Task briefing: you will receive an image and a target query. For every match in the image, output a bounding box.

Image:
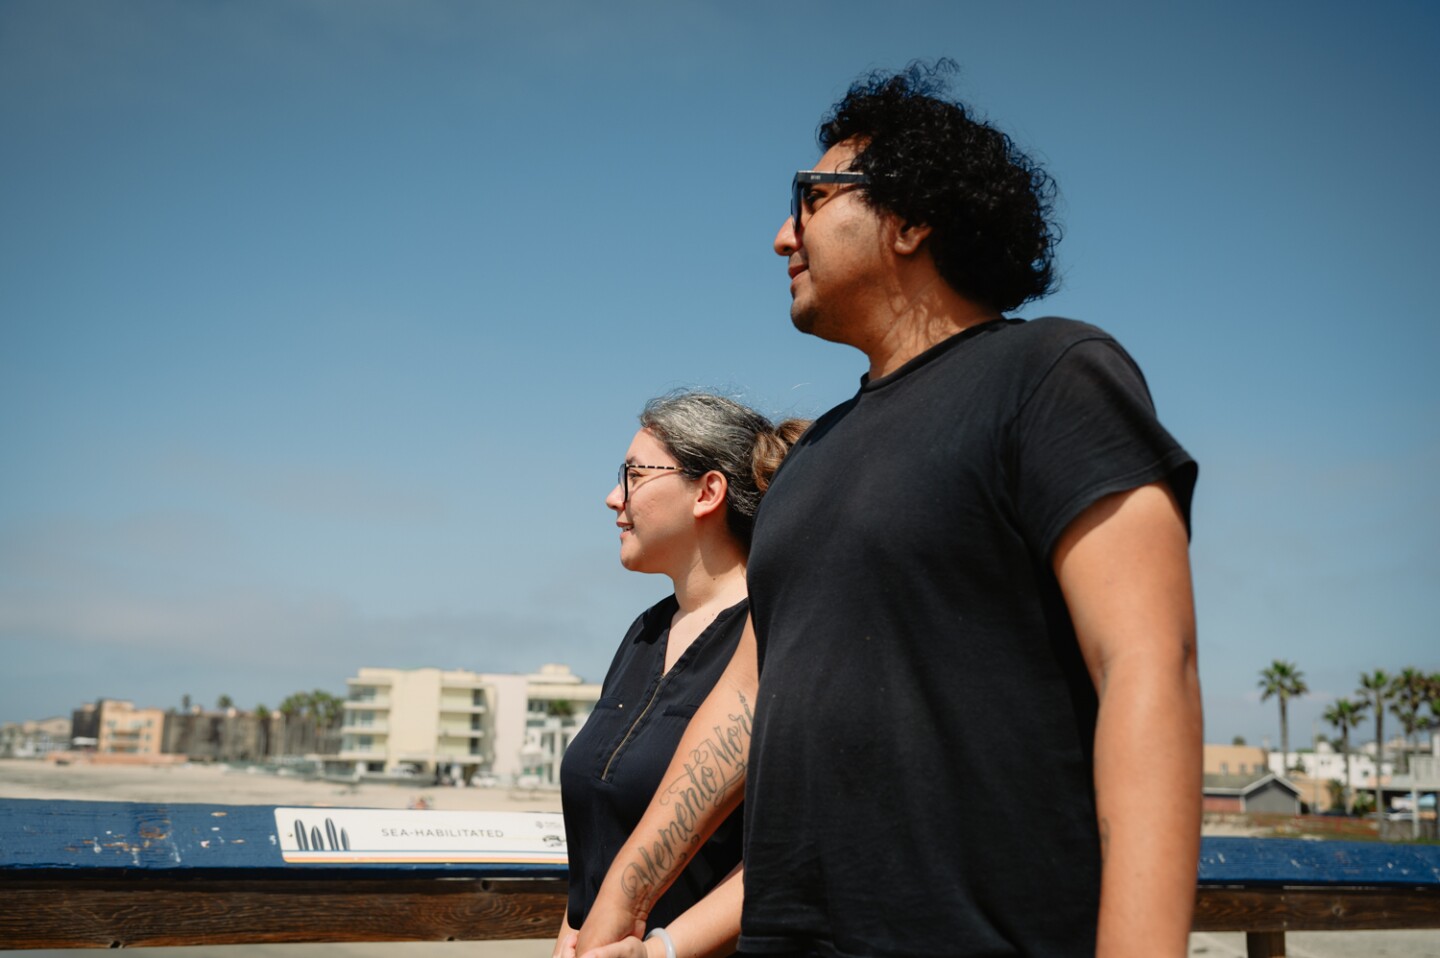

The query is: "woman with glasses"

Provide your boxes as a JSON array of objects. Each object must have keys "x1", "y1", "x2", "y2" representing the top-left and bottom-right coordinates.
[{"x1": 554, "y1": 391, "x2": 807, "y2": 958}]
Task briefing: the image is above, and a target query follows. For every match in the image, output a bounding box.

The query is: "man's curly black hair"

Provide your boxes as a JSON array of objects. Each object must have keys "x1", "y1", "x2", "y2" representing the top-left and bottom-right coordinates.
[{"x1": 819, "y1": 60, "x2": 1059, "y2": 313}]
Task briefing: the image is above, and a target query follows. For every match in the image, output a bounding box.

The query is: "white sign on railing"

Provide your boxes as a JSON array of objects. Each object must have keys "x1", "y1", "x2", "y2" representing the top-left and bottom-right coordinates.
[{"x1": 274, "y1": 808, "x2": 567, "y2": 864}]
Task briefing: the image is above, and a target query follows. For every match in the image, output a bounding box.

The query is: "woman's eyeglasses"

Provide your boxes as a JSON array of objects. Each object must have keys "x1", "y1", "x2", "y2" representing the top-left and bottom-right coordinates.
[{"x1": 618, "y1": 463, "x2": 682, "y2": 507}]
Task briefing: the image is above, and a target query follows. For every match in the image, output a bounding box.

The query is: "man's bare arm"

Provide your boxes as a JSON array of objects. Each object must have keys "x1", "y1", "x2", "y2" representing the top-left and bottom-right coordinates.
[
  {"x1": 575, "y1": 616, "x2": 759, "y2": 954},
  {"x1": 1054, "y1": 481, "x2": 1202, "y2": 958}
]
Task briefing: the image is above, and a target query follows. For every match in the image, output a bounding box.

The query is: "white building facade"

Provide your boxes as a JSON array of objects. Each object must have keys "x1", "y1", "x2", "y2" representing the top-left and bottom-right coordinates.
[
  {"x1": 1268, "y1": 740, "x2": 1396, "y2": 789},
  {"x1": 336, "y1": 664, "x2": 600, "y2": 785}
]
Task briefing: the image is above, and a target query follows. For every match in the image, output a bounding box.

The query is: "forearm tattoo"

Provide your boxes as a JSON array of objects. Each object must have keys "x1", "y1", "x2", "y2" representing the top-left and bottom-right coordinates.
[{"x1": 618, "y1": 693, "x2": 754, "y2": 905}]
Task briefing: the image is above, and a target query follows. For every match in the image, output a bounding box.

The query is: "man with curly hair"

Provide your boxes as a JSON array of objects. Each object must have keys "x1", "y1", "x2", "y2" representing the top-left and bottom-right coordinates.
[{"x1": 576, "y1": 63, "x2": 1201, "y2": 958}]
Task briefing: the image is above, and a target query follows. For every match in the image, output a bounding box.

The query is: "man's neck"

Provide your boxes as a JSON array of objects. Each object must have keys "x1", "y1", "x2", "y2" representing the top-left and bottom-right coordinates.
[{"x1": 862, "y1": 284, "x2": 1000, "y2": 379}]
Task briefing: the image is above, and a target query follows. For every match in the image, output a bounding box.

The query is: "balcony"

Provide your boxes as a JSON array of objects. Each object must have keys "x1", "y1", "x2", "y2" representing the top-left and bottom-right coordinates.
[
  {"x1": 438, "y1": 729, "x2": 486, "y2": 741},
  {"x1": 336, "y1": 748, "x2": 378, "y2": 760},
  {"x1": 438, "y1": 704, "x2": 488, "y2": 715}
]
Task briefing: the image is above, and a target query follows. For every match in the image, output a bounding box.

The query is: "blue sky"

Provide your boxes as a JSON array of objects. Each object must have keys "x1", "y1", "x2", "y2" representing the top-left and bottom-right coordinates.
[{"x1": 2, "y1": 1, "x2": 1436, "y2": 750}]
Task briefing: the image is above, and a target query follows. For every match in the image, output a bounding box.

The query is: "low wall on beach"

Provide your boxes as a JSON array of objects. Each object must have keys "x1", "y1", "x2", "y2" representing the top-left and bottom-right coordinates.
[
  {"x1": 1204, "y1": 809, "x2": 1439, "y2": 842},
  {"x1": 46, "y1": 751, "x2": 190, "y2": 766}
]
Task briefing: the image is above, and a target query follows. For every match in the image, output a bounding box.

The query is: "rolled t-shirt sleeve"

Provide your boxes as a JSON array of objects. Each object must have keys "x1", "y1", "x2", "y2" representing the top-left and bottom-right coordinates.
[{"x1": 1008, "y1": 335, "x2": 1197, "y2": 559}]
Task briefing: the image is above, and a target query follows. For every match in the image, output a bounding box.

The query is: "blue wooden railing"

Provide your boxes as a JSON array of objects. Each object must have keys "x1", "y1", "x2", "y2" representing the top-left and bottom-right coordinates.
[{"x1": 1, "y1": 798, "x2": 1437, "y2": 957}]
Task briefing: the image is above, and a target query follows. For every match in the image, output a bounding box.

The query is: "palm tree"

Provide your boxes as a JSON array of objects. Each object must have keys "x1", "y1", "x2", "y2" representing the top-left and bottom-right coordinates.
[
  {"x1": 1389, "y1": 667, "x2": 1428, "y2": 773},
  {"x1": 1323, "y1": 697, "x2": 1367, "y2": 814},
  {"x1": 303, "y1": 690, "x2": 343, "y2": 728},
  {"x1": 1357, "y1": 670, "x2": 1393, "y2": 815},
  {"x1": 278, "y1": 693, "x2": 306, "y2": 756},
  {"x1": 1258, "y1": 660, "x2": 1308, "y2": 771},
  {"x1": 254, "y1": 704, "x2": 272, "y2": 759},
  {"x1": 217, "y1": 693, "x2": 234, "y2": 710},
  {"x1": 1424, "y1": 672, "x2": 1440, "y2": 736},
  {"x1": 299, "y1": 690, "x2": 344, "y2": 756}
]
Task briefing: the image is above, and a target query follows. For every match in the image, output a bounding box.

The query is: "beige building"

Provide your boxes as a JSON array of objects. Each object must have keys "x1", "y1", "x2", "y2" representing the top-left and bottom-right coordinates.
[
  {"x1": 1206, "y1": 741, "x2": 1415, "y2": 813},
  {"x1": 1203, "y1": 743, "x2": 1304, "y2": 814},
  {"x1": 95, "y1": 700, "x2": 166, "y2": 757},
  {"x1": 1203, "y1": 743, "x2": 1271, "y2": 778},
  {"x1": 336, "y1": 663, "x2": 600, "y2": 784},
  {"x1": 0, "y1": 716, "x2": 72, "y2": 758}
]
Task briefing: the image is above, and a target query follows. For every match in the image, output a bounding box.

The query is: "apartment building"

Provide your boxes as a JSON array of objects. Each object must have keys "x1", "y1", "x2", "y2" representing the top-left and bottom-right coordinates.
[
  {"x1": 0, "y1": 716, "x2": 72, "y2": 758},
  {"x1": 163, "y1": 707, "x2": 279, "y2": 762},
  {"x1": 93, "y1": 700, "x2": 166, "y2": 757},
  {"x1": 522, "y1": 663, "x2": 604, "y2": 786},
  {"x1": 1266, "y1": 740, "x2": 1395, "y2": 788},
  {"x1": 336, "y1": 663, "x2": 600, "y2": 784},
  {"x1": 1204, "y1": 743, "x2": 1271, "y2": 779}
]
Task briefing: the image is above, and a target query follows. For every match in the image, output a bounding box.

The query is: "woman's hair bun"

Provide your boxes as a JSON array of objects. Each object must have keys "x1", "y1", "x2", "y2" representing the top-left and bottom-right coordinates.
[{"x1": 752, "y1": 418, "x2": 810, "y2": 494}]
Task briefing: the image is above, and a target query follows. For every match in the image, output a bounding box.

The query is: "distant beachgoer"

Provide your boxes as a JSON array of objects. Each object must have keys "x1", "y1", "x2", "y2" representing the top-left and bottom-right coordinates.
[{"x1": 553, "y1": 392, "x2": 807, "y2": 958}]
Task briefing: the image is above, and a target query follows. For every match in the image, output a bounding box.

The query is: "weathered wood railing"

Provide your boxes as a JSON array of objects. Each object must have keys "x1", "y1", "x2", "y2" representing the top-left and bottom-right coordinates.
[
  {"x1": 0, "y1": 798, "x2": 568, "y2": 948},
  {"x1": 2, "y1": 798, "x2": 1437, "y2": 956},
  {"x1": 1193, "y1": 835, "x2": 1439, "y2": 956}
]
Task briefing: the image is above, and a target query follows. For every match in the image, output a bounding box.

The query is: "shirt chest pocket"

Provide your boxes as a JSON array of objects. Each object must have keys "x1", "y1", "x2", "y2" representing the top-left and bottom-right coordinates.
[{"x1": 600, "y1": 699, "x2": 705, "y2": 787}]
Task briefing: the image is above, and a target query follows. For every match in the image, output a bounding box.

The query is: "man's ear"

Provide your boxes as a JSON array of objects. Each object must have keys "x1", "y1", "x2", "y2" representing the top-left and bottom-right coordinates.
[
  {"x1": 893, "y1": 220, "x2": 932, "y2": 256},
  {"x1": 693, "y1": 470, "x2": 728, "y2": 519}
]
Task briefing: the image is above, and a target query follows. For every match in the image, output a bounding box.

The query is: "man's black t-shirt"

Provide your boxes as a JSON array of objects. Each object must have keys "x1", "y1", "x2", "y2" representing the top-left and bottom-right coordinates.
[
  {"x1": 740, "y1": 318, "x2": 1196, "y2": 957},
  {"x1": 561, "y1": 596, "x2": 747, "y2": 930}
]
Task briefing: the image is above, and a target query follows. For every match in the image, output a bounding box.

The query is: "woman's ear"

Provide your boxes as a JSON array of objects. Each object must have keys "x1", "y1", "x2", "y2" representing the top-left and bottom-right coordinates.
[{"x1": 692, "y1": 470, "x2": 728, "y2": 519}]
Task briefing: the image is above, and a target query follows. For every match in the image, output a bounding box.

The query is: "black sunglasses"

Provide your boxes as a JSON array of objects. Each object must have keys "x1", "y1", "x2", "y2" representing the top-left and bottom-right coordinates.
[{"x1": 791, "y1": 170, "x2": 870, "y2": 231}]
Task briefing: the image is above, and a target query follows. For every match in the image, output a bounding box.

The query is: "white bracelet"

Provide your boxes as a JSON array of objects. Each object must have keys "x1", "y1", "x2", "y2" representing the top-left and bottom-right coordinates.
[{"x1": 644, "y1": 926, "x2": 676, "y2": 958}]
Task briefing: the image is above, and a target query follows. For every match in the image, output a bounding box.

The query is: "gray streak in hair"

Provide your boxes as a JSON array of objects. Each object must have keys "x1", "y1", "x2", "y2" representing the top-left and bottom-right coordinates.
[{"x1": 638, "y1": 390, "x2": 806, "y2": 550}]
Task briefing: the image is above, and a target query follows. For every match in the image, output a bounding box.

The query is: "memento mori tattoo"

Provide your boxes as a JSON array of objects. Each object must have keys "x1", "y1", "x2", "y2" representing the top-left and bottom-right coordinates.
[{"x1": 618, "y1": 693, "x2": 755, "y2": 903}]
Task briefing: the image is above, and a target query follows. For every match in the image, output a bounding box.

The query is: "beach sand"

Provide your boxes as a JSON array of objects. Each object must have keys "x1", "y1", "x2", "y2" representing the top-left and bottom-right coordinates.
[
  {"x1": 0, "y1": 758, "x2": 564, "y2": 812},
  {"x1": 3, "y1": 759, "x2": 1434, "y2": 957}
]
